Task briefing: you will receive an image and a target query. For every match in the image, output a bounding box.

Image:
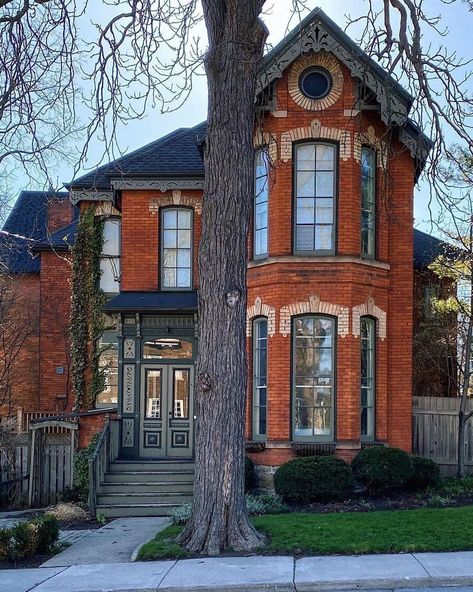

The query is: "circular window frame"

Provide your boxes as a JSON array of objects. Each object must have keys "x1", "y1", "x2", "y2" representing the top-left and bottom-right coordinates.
[
  {"x1": 288, "y1": 52, "x2": 344, "y2": 111},
  {"x1": 299, "y1": 67, "x2": 333, "y2": 101}
]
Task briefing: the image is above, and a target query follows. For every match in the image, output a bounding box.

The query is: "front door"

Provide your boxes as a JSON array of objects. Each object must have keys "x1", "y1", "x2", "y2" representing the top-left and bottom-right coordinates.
[{"x1": 139, "y1": 364, "x2": 194, "y2": 458}]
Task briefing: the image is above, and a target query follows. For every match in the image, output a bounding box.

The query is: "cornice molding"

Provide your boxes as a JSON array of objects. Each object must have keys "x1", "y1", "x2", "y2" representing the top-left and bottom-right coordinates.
[
  {"x1": 110, "y1": 178, "x2": 204, "y2": 192},
  {"x1": 248, "y1": 255, "x2": 390, "y2": 271}
]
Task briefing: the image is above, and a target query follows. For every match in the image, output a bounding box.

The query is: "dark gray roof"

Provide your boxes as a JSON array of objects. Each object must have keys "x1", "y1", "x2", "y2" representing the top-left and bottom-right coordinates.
[
  {"x1": 33, "y1": 220, "x2": 78, "y2": 252},
  {"x1": 69, "y1": 122, "x2": 206, "y2": 190},
  {"x1": 413, "y1": 229, "x2": 447, "y2": 269},
  {"x1": 0, "y1": 190, "x2": 75, "y2": 273},
  {"x1": 103, "y1": 291, "x2": 198, "y2": 312}
]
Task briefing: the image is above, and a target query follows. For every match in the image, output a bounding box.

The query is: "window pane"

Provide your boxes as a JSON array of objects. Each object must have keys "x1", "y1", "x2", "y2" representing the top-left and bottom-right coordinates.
[
  {"x1": 178, "y1": 210, "x2": 191, "y2": 229},
  {"x1": 144, "y1": 338, "x2": 193, "y2": 359},
  {"x1": 360, "y1": 317, "x2": 375, "y2": 438},
  {"x1": 315, "y1": 225, "x2": 332, "y2": 250},
  {"x1": 297, "y1": 198, "x2": 315, "y2": 224},
  {"x1": 297, "y1": 172, "x2": 315, "y2": 197},
  {"x1": 163, "y1": 268, "x2": 176, "y2": 287},
  {"x1": 253, "y1": 318, "x2": 268, "y2": 438},
  {"x1": 361, "y1": 148, "x2": 376, "y2": 257},
  {"x1": 255, "y1": 229, "x2": 267, "y2": 256},
  {"x1": 163, "y1": 210, "x2": 177, "y2": 229},
  {"x1": 178, "y1": 229, "x2": 191, "y2": 248},
  {"x1": 177, "y1": 268, "x2": 191, "y2": 287},
  {"x1": 316, "y1": 199, "x2": 333, "y2": 223},
  {"x1": 316, "y1": 172, "x2": 334, "y2": 197},
  {"x1": 177, "y1": 249, "x2": 191, "y2": 267},
  {"x1": 102, "y1": 219, "x2": 120, "y2": 256},
  {"x1": 297, "y1": 144, "x2": 315, "y2": 170},
  {"x1": 296, "y1": 225, "x2": 314, "y2": 251},
  {"x1": 146, "y1": 369, "x2": 161, "y2": 419},
  {"x1": 100, "y1": 258, "x2": 120, "y2": 293},
  {"x1": 254, "y1": 148, "x2": 269, "y2": 258},
  {"x1": 255, "y1": 202, "x2": 268, "y2": 230},
  {"x1": 316, "y1": 144, "x2": 335, "y2": 170},
  {"x1": 97, "y1": 330, "x2": 118, "y2": 406},
  {"x1": 163, "y1": 229, "x2": 176, "y2": 248},
  {"x1": 173, "y1": 369, "x2": 190, "y2": 419}
]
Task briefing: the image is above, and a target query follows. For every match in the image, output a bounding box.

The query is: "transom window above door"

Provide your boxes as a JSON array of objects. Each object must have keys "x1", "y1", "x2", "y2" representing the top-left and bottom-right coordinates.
[
  {"x1": 294, "y1": 143, "x2": 336, "y2": 254},
  {"x1": 161, "y1": 208, "x2": 193, "y2": 289}
]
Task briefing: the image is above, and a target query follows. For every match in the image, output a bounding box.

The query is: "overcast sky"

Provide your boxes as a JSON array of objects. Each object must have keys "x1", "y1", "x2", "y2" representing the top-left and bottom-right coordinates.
[{"x1": 12, "y1": 0, "x2": 472, "y2": 233}]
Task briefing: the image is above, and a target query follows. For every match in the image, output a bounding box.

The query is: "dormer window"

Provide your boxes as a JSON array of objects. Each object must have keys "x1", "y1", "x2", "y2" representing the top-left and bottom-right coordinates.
[
  {"x1": 161, "y1": 208, "x2": 193, "y2": 289},
  {"x1": 294, "y1": 142, "x2": 336, "y2": 254}
]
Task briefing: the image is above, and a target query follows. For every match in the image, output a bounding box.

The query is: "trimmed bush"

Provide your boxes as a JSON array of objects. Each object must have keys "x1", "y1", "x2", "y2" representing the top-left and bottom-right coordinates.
[
  {"x1": 245, "y1": 456, "x2": 256, "y2": 492},
  {"x1": 408, "y1": 456, "x2": 440, "y2": 491},
  {"x1": 352, "y1": 446, "x2": 414, "y2": 493},
  {"x1": 274, "y1": 456, "x2": 354, "y2": 503},
  {"x1": 0, "y1": 514, "x2": 59, "y2": 561}
]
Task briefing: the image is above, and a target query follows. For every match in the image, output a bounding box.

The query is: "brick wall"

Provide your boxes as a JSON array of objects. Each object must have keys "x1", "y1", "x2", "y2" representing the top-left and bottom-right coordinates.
[{"x1": 47, "y1": 198, "x2": 74, "y2": 234}]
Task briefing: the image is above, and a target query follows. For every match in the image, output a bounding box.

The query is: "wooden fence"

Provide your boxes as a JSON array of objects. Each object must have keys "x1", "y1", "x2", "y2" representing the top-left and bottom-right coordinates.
[
  {"x1": 413, "y1": 396, "x2": 473, "y2": 475},
  {"x1": 0, "y1": 432, "x2": 30, "y2": 504}
]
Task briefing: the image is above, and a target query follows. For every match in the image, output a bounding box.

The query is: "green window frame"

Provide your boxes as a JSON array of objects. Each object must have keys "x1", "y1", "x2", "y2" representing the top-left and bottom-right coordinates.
[
  {"x1": 361, "y1": 147, "x2": 376, "y2": 258},
  {"x1": 360, "y1": 316, "x2": 376, "y2": 440},
  {"x1": 294, "y1": 142, "x2": 337, "y2": 255},
  {"x1": 252, "y1": 317, "x2": 268, "y2": 440},
  {"x1": 292, "y1": 315, "x2": 335, "y2": 442}
]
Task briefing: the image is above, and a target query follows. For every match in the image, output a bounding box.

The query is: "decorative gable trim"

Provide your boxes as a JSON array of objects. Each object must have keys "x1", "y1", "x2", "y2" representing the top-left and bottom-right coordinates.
[
  {"x1": 110, "y1": 177, "x2": 204, "y2": 192},
  {"x1": 246, "y1": 297, "x2": 276, "y2": 337},
  {"x1": 279, "y1": 294, "x2": 349, "y2": 337},
  {"x1": 280, "y1": 119, "x2": 351, "y2": 162},
  {"x1": 70, "y1": 190, "x2": 114, "y2": 205},
  {"x1": 352, "y1": 297, "x2": 387, "y2": 340}
]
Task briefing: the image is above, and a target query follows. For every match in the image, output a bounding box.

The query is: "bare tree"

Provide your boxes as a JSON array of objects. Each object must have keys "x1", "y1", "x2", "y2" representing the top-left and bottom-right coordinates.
[{"x1": 2, "y1": 0, "x2": 473, "y2": 553}]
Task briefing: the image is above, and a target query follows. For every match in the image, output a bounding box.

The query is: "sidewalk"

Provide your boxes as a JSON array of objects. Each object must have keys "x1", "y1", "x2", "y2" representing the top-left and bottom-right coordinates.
[{"x1": 4, "y1": 550, "x2": 473, "y2": 592}]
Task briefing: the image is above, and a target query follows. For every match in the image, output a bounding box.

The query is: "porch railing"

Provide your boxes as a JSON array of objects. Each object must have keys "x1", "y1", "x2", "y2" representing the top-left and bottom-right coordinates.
[{"x1": 88, "y1": 419, "x2": 119, "y2": 515}]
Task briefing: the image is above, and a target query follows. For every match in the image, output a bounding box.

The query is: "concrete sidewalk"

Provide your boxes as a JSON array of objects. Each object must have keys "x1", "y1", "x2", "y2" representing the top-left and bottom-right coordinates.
[{"x1": 4, "y1": 550, "x2": 473, "y2": 592}]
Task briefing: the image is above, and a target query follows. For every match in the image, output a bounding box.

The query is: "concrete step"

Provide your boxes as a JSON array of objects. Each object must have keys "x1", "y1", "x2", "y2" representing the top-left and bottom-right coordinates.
[
  {"x1": 97, "y1": 492, "x2": 193, "y2": 506},
  {"x1": 99, "y1": 481, "x2": 194, "y2": 494},
  {"x1": 96, "y1": 503, "x2": 178, "y2": 518},
  {"x1": 103, "y1": 470, "x2": 194, "y2": 483},
  {"x1": 109, "y1": 461, "x2": 195, "y2": 472}
]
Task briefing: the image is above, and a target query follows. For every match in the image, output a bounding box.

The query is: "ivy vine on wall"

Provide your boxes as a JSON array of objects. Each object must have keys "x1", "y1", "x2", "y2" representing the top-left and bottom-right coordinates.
[{"x1": 70, "y1": 207, "x2": 109, "y2": 410}]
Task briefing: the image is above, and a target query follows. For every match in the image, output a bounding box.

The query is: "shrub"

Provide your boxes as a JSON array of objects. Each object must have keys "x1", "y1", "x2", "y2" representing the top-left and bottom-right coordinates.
[
  {"x1": 245, "y1": 456, "x2": 256, "y2": 492},
  {"x1": 67, "y1": 433, "x2": 100, "y2": 506},
  {"x1": 274, "y1": 456, "x2": 354, "y2": 503},
  {"x1": 0, "y1": 514, "x2": 59, "y2": 562},
  {"x1": 351, "y1": 446, "x2": 414, "y2": 493},
  {"x1": 245, "y1": 494, "x2": 288, "y2": 516},
  {"x1": 408, "y1": 456, "x2": 440, "y2": 491},
  {"x1": 171, "y1": 503, "x2": 192, "y2": 526}
]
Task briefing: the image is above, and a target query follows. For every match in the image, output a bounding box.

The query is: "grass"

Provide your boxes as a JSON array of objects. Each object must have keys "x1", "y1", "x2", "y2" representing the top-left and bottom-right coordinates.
[{"x1": 138, "y1": 505, "x2": 473, "y2": 560}]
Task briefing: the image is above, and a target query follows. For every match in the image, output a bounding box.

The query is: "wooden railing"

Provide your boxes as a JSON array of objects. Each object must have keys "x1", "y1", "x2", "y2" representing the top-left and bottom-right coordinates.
[{"x1": 88, "y1": 419, "x2": 119, "y2": 515}]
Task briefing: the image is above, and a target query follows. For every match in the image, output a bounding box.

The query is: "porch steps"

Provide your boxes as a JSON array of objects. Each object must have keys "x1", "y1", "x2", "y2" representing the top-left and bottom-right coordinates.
[{"x1": 95, "y1": 460, "x2": 194, "y2": 518}]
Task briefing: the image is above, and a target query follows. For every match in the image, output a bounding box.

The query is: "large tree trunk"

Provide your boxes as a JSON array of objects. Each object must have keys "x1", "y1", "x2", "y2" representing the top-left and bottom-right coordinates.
[{"x1": 177, "y1": 0, "x2": 267, "y2": 555}]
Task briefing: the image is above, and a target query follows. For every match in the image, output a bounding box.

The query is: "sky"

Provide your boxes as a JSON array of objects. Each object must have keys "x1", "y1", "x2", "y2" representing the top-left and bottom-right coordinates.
[{"x1": 10, "y1": 0, "x2": 473, "y2": 233}]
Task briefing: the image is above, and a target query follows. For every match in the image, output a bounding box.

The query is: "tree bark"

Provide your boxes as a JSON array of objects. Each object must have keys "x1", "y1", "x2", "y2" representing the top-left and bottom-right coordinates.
[{"x1": 177, "y1": 0, "x2": 267, "y2": 555}]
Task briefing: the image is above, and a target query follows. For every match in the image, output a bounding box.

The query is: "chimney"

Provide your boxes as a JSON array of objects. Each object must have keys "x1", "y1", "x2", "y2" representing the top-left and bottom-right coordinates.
[{"x1": 47, "y1": 197, "x2": 73, "y2": 234}]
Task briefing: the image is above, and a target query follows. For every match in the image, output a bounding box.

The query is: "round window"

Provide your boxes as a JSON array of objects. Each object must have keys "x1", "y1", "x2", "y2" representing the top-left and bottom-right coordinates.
[{"x1": 299, "y1": 67, "x2": 333, "y2": 100}]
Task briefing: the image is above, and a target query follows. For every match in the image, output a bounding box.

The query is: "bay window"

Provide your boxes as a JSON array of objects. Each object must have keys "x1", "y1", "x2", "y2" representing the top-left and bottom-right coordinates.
[
  {"x1": 293, "y1": 315, "x2": 335, "y2": 441},
  {"x1": 295, "y1": 142, "x2": 336, "y2": 254}
]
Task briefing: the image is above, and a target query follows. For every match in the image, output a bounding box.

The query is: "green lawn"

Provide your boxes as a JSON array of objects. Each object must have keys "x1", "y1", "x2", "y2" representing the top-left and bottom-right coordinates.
[{"x1": 138, "y1": 505, "x2": 473, "y2": 560}]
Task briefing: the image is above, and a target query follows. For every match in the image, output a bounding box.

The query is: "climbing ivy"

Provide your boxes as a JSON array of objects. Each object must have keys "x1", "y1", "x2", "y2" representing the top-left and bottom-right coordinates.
[{"x1": 70, "y1": 208, "x2": 108, "y2": 410}]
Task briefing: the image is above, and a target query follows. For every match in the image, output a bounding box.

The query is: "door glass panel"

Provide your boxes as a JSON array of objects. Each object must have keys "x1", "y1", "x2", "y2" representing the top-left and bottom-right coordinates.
[
  {"x1": 173, "y1": 369, "x2": 189, "y2": 419},
  {"x1": 146, "y1": 369, "x2": 161, "y2": 418},
  {"x1": 143, "y1": 338, "x2": 193, "y2": 360}
]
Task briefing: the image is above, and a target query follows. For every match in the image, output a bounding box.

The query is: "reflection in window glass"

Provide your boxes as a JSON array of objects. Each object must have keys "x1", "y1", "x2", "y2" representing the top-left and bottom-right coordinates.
[
  {"x1": 96, "y1": 329, "x2": 118, "y2": 406},
  {"x1": 293, "y1": 316, "x2": 334, "y2": 439},
  {"x1": 173, "y1": 369, "x2": 190, "y2": 419},
  {"x1": 162, "y1": 208, "x2": 192, "y2": 288},
  {"x1": 254, "y1": 149, "x2": 269, "y2": 258},
  {"x1": 295, "y1": 144, "x2": 335, "y2": 253},
  {"x1": 253, "y1": 318, "x2": 267, "y2": 438},
  {"x1": 143, "y1": 338, "x2": 193, "y2": 360},
  {"x1": 100, "y1": 218, "x2": 121, "y2": 293},
  {"x1": 361, "y1": 147, "x2": 376, "y2": 257},
  {"x1": 146, "y1": 369, "x2": 161, "y2": 418},
  {"x1": 361, "y1": 317, "x2": 375, "y2": 439}
]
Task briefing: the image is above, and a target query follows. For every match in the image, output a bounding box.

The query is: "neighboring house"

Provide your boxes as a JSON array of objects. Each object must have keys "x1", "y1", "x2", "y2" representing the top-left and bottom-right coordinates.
[
  {"x1": 0, "y1": 8, "x2": 450, "y2": 513},
  {"x1": 0, "y1": 191, "x2": 76, "y2": 422}
]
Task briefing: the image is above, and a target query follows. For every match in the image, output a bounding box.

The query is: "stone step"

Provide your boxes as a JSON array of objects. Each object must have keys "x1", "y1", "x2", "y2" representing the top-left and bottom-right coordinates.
[
  {"x1": 109, "y1": 461, "x2": 195, "y2": 473},
  {"x1": 103, "y1": 470, "x2": 194, "y2": 483},
  {"x1": 96, "y1": 503, "x2": 178, "y2": 518},
  {"x1": 97, "y1": 492, "x2": 193, "y2": 506},
  {"x1": 100, "y1": 481, "x2": 194, "y2": 494}
]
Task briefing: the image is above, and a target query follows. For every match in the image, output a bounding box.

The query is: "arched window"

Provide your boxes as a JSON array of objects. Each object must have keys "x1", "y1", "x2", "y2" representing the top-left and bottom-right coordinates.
[
  {"x1": 252, "y1": 318, "x2": 268, "y2": 440},
  {"x1": 361, "y1": 147, "x2": 376, "y2": 258},
  {"x1": 360, "y1": 316, "x2": 376, "y2": 440},
  {"x1": 254, "y1": 148, "x2": 269, "y2": 258},
  {"x1": 292, "y1": 315, "x2": 335, "y2": 441},
  {"x1": 294, "y1": 142, "x2": 336, "y2": 254},
  {"x1": 161, "y1": 208, "x2": 193, "y2": 289}
]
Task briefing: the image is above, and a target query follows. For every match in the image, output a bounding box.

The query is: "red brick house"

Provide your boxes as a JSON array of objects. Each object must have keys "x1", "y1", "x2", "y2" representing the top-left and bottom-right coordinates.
[{"x1": 1, "y1": 8, "x2": 448, "y2": 514}]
